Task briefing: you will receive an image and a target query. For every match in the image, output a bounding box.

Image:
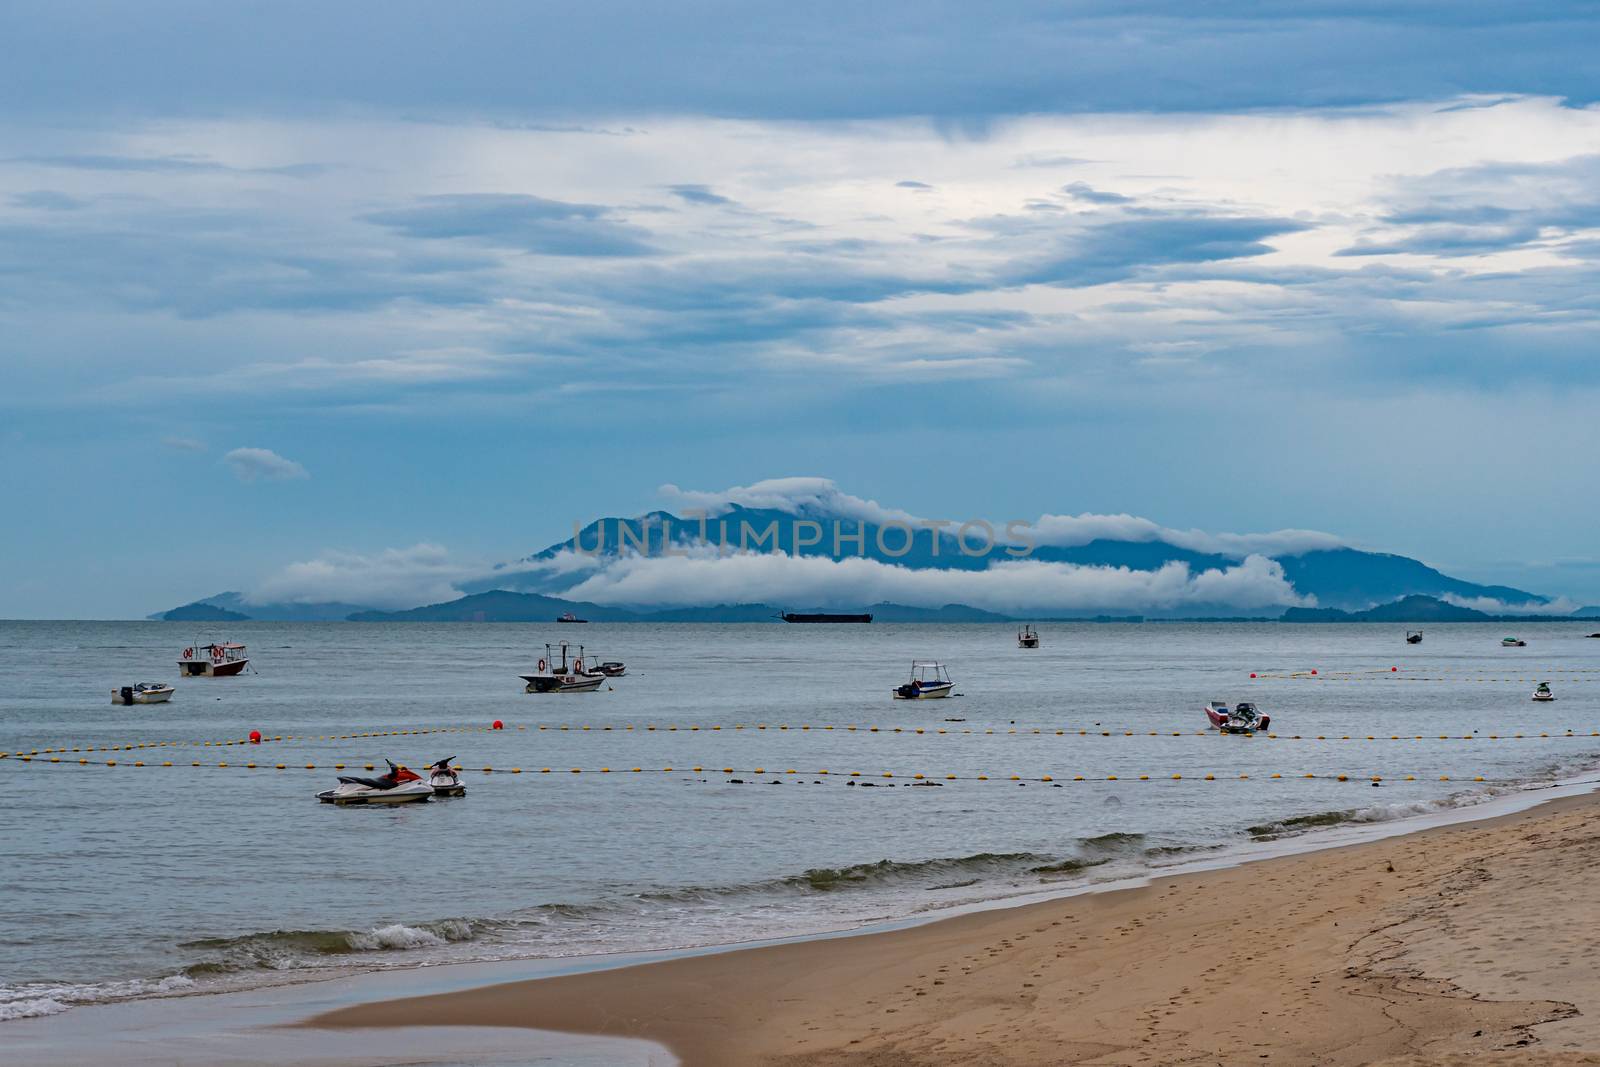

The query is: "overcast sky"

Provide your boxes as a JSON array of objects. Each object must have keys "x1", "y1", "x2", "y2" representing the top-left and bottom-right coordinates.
[{"x1": 4, "y1": 2, "x2": 1600, "y2": 616}]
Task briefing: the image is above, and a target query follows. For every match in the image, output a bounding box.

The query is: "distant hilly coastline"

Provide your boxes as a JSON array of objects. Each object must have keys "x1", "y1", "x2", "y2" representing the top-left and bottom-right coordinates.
[
  {"x1": 153, "y1": 590, "x2": 1599, "y2": 624},
  {"x1": 148, "y1": 485, "x2": 1595, "y2": 623}
]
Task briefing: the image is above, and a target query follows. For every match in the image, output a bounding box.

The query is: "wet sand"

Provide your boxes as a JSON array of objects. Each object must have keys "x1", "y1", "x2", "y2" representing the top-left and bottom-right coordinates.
[{"x1": 311, "y1": 792, "x2": 1600, "y2": 1065}]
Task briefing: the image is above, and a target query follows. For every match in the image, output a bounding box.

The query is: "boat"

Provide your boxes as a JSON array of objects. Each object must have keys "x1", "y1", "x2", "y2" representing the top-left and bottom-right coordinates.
[
  {"x1": 1502, "y1": 636, "x2": 1527, "y2": 647},
  {"x1": 1204, "y1": 700, "x2": 1271, "y2": 734},
  {"x1": 780, "y1": 612, "x2": 873, "y2": 623},
  {"x1": 178, "y1": 641, "x2": 249, "y2": 677},
  {"x1": 1018, "y1": 625, "x2": 1040, "y2": 649},
  {"x1": 1533, "y1": 682, "x2": 1555, "y2": 702},
  {"x1": 315, "y1": 760, "x2": 433, "y2": 805},
  {"x1": 426, "y1": 757, "x2": 466, "y2": 797},
  {"x1": 556, "y1": 612, "x2": 588, "y2": 624},
  {"x1": 594, "y1": 660, "x2": 627, "y2": 677},
  {"x1": 893, "y1": 661, "x2": 954, "y2": 699},
  {"x1": 1405, "y1": 630, "x2": 1423, "y2": 645},
  {"x1": 112, "y1": 682, "x2": 174, "y2": 705},
  {"x1": 520, "y1": 642, "x2": 607, "y2": 693}
]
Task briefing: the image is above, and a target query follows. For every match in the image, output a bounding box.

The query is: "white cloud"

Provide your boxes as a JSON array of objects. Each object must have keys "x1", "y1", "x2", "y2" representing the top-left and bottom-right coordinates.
[
  {"x1": 658, "y1": 477, "x2": 922, "y2": 526},
  {"x1": 1022, "y1": 513, "x2": 1346, "y2": 558},
  {"x1": 559, "y1": 546, "x2": 1310, "y2": 614},
  {"x1": 1439, "y1": 594, "x2": 1580, "y2": 617},
  {"x1": 249, "y1": 543, "x2": 471, "y2": 609},
  {"x1": 161, "y1": 435, "x2": 205, "y2": 452},
  {"x1": 223, "y1": 447, "x2": 309, "y2": 482}
]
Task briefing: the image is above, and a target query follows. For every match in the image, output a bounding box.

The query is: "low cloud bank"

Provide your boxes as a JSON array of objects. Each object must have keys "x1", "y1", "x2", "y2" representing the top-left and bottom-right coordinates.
[
  {"x1": 559, "y1": 548, "x2": 1310, "y2": 614},
  {"x1": 249, "y1": 543, "x2": 472, "y2": 610}
]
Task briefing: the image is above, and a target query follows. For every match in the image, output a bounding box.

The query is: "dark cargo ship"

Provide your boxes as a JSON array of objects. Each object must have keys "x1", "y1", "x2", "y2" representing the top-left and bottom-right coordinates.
[{"x1": 779, "y1": 612, "x2": 874, "y2": 623}]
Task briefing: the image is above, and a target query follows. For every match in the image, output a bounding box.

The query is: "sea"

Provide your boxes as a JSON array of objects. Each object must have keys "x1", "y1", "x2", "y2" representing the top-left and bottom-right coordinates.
[{"x1": 3, "y1": 619, "x2": 1598, "y2": 1024}]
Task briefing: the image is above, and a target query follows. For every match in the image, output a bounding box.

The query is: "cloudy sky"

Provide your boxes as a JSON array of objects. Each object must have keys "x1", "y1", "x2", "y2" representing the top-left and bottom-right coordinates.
[{"x1": 4, "y1": 2, "x2": 1600, "y2": 617}]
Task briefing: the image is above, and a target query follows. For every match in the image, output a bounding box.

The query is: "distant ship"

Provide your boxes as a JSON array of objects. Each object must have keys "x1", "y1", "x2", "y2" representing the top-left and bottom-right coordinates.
[{"x1": 779, "y1": 612, "x2": 873, "y2": 623}]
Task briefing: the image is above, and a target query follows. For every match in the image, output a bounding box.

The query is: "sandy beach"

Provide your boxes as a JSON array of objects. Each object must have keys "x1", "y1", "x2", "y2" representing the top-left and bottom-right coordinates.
[{"x1": 310, "y1": 791, "x2": 1600, "y2": 1065}]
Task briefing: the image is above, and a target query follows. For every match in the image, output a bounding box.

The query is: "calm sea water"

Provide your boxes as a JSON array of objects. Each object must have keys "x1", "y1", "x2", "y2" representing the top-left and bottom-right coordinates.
[{"x1": 3, "y1": 619, "x2": 1598, "y2": 1021}]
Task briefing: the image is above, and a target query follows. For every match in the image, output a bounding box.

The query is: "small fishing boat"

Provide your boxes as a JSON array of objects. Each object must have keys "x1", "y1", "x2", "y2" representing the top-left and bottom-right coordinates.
[
  {"x1": 1532, "y1": 682, "x2": 1555, "y2": 702},
  {"x1": 1502, "y1": 636, "x2": 1527, "y2": 647},
  {"x1": 1204, "y1": 700, "x2": 1271, "y2": 734},
  {"x1": 556, "y1": 612, "x2": 588, "y2": 624},
  {"x1": 520, "y1": 642, "x2": 607, "y2": 693},
  {"x1": 593, "y1": 660, "x2": 626, "y2": 677},
  {"x1": 178, "y1": 641, "x2": 249, "y2": 677},
  {"x1": 316, "y1": 760, "x2": 433, "y2": 805},
  {"x1": 1405, "y1": 630, "x2": 1423, "y2": 645},
  {"x1": 780, "y1": 612, "x2": 874, "y2": 623},
  {"x1": 893, "y1": 661, "x2": 954, "y2": 699},
  {"x1": 112, "y1": 682, "x2": 174, "y2": 705},
  {"x1": 426, "y1": 757, "x2": 466, "y2": 797},
  {"x1": 1018, "y1": 625, "x2": 1040, "y2": 649}
]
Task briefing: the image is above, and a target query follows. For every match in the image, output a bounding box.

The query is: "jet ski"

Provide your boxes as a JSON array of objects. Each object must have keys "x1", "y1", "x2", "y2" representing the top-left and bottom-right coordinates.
[
  {"x1": 1532, "y1": 682, "x2": 1555, "y2": 702},
  {"x1": 1204, "y1": 701, "x2": 1270, "y2": 734},
  {"x1": 316, "y1": 759, "x2": 433, "y2": 805},
  {"x1": 427, "y1": 757, "x2": 466, "y2": 797}
]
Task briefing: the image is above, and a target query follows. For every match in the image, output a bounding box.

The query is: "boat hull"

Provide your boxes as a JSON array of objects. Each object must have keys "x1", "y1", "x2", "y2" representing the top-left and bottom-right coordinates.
[
  {"x1": 520, "y1": 673, "x2": 606, "y2": 693},
  {"x1": 316, "y1": 783, "x2": 433, "y2": 805},
  {"x1": 112, "y1": 687, "x2": 174, "y2": 705},
  {"x1": 893, "y1": 683, "x2": 954, "y2": 699},
  {"x1": 179, "y1": 659, "x2": 249, "y2": 677}
]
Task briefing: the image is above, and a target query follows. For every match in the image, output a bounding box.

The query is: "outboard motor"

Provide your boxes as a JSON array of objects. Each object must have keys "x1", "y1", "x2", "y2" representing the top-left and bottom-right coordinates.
[{"x1": 119, "y1": 686, "x2": 134, "y2": 705}]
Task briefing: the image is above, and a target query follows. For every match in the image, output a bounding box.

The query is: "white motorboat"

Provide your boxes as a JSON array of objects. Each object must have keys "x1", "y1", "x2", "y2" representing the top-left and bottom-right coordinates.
[
  {"x1": 316, "y1": 760, "x2": 433, "y2": 805},
  {"x1": 427, "y1": 757, "x2": 466, "y2": 797},
  {"x1": 1018, "y1": 625, "x2": 1040, "y2": 649},
  {"x1": 1502, "y1": 636, "x2": 1527, "y2": 647},
  {"x1": 521, "y1": 642, "x2": 607, "y2": 693},
  {"x1": 1204, "y1": 701, "x2": 1271, "y2": 734},
  {"x1": 178, "y1": 641, "x2": 250, "y2": 677},
  {"x1": 594, "y1": 660, "x2": 627, "y2": 677},
  {"x1": 1533, "y1": 682, "x2": 1555, "y2": 702},
  {"x1": 893, "y1": 661, "x2": 955, "y2": 699},
  {"x1": 112, "y1": 682, "x2": 175, "y2": 705}
]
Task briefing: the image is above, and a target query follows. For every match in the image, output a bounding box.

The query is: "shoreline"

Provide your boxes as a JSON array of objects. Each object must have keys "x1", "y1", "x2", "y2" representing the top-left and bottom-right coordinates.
[{"x1": 307, "y1": 780, "x2": 1600, "y2": 1065}]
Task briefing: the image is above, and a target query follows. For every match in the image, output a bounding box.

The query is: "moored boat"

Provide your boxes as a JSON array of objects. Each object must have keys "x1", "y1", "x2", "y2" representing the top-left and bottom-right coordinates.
[
  {"x1": 520, "y1": 642, "x2": 607, "y2": 693},
  {"x1": 1018, "y1": 625, "x2": 1040, "y2": 649},
  {"x1": 893, "y1": 661, "x2": 954, "y2": 699},
  {"x1": 781, "y1": 612, "x2": 873, "y2": 623},
  {"x1": 112, "y1": 682, "x2": 174, "y2": 705},
  {"x1": 594, "y1": 660, "x2": 626, "y2": 677},
  {"x1": 316, "y1": 760, "x2": 433, "y2": 805},
  {"x1": 556, "y1": 612, "x2": 588, "y2": 623},
  {"x1": 427, "y1": 757, "x2": 466, "y2": 797},
  {"x1": 1502, "y1": 636, "x2": 1527, "y2": 647},
  {"x1": 178, "y1": 641, "x2": 249, "y2": 677},
  {"x1": 1405, "y1": 630, "x2": 1423, "y2": 644},
  {"x1": 1204, "y1": 700, "x2": 1271, "y2": 734}
]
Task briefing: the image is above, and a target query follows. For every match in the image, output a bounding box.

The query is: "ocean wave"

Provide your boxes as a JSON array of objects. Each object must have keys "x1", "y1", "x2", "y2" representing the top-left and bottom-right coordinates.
[
  {"x1": 180, "y1": 920, "x2": 477, "y2": 975},
  {"x1": 0, "y1": 974, "x2": 195, "y2": 1022}
]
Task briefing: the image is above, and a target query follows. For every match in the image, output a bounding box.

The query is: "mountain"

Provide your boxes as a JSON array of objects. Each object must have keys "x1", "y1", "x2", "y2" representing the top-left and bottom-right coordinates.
[
  {"x1": 152, "y1": 592, "x2": 375, "y2": 622},
  {"x1": 1282, "y1": 594, "x2": 1573, "y2": 623},
  {"x1": 471, "y1": 502, "x2": 1548, "y2": 614},
  {"x1": 347, "y1": 591, "x2": 1019, "y2": 623}
]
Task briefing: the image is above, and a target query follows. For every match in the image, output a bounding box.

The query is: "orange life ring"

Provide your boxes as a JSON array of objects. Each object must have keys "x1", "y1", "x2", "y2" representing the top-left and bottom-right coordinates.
[
  {"x1": 183, "y1": 648, "x2": 193, "y2": 658},
  {"x1": 573, "y1": 658, "x2": 583, "y2": 672},
  {"x1": 538, "y1": 659, "x2": 547, "y2": 672}
]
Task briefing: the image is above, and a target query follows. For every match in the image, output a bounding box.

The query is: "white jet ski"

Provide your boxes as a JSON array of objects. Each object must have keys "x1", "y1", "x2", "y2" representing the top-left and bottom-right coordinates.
[
  {"x1": 316, "y1": 759, "x2": 433, "y2": 805},
  {"x1": 427, "y1": 757, "x2": 466, "y2": 797},
  {"x1": 1532, "y1": 682, "x2": 1555, "y2": 702}
]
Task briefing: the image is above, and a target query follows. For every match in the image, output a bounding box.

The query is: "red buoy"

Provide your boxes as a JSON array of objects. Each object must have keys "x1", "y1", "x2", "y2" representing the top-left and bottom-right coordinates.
[
  {"x1": 1250, "y1": 673, "x2": 1257, "y2": 679},
  {"x1": 492, "y1": 720, "x2": 504, "y2": 730},
  {"x1": 1310, "y1": 669, "x2": 1318, "y2": 676},
  {"x1": 1392, "y1": 666, "x2": 1398, "y2": 672},
  {"x1": 249, "y1": 730, "x2": 261, "y2": 744}
]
